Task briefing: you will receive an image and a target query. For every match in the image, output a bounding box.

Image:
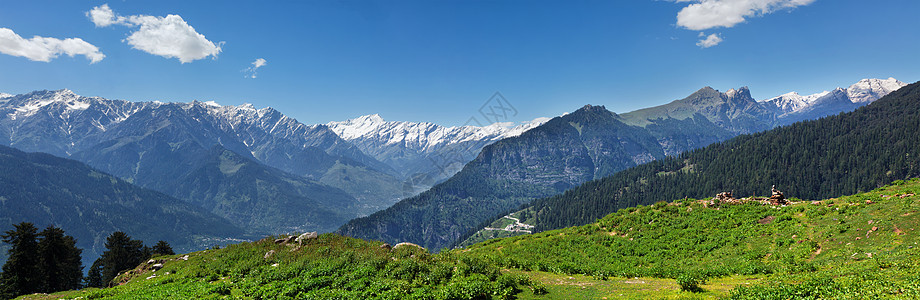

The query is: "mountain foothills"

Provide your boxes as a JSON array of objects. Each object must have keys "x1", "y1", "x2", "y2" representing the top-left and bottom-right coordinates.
[
  {"x1": 19, "y1": 179, "x2": 920, "y2": 299},
  {"x1": 0, "y1": 145, "x2": 244, "y2": 269},
  {"x1": 340, "y1": 78, "x2": 907, "y2": 250}
]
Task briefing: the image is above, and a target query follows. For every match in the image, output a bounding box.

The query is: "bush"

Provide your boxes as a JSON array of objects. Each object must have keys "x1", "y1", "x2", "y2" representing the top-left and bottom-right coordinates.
[{"x1": 676, "y1": 272, "x2": 707, "y2": 292}]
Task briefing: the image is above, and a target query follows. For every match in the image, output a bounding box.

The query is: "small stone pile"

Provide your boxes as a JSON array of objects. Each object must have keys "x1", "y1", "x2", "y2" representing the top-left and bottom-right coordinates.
[{"x1": 770, "y1": 185, "x2": 787, "y2": 205}]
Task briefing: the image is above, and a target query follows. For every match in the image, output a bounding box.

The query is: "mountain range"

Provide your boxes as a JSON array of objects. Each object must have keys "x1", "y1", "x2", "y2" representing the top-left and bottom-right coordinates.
[
  {"x1": 524, "y1": 79, "x2": 920, "y2": 233},
  {"x1": 326, "y1": 114, "x2": 549, "y2": 186},
  {"x1": 0, "y1": 77, "x2": 906, "y2": 254},
  {"x1": 338, "y1": 78, "x2": 907, "y2": 250}
]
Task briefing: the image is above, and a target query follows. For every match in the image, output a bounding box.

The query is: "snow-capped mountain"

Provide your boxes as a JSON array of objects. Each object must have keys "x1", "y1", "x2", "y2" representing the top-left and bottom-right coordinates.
[
  {"x1": 326, "y1": 114, "x2": 549, "y2": 183},
  {"x1": 0, "y1": 90, "x2": 409, "y2": 221},
  {"x1": 847, "y1": 77, "x2": 906, "y2": 103},
  {"x1": 762, "y1": 78, "x2": 906, "y2": 124}
]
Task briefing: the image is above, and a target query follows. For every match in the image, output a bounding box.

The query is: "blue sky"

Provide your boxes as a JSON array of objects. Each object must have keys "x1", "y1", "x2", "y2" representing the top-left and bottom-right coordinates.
[{"x1": 1, "y1": 0, "x2": 918, "y2": 126}]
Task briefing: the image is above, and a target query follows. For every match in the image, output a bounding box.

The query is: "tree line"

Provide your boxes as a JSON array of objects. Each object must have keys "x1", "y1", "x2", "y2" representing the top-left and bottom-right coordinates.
[{"x1": 0, "y1": 222, "x2": 174, "y2": 299}]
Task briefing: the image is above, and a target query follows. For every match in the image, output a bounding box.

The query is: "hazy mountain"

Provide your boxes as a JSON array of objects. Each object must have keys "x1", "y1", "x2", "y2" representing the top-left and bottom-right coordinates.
[
  {"x1": 326, "y1": 114, "x2": 549, "y2": 186},
  {"x1": 0, "y1": 145, "x2": 245, "y2": 268}
]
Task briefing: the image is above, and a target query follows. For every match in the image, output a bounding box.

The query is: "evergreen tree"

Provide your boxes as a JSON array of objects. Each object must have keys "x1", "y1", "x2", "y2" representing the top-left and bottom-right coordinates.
[
  {"x1": 84, "y1": 260, "x2": 104, "y2": 288},
  {"x1": 0, "y1": 222, "x2": 40, "y2": 299},
  {"x1": 151, "y1": 241, "x2": 175, "y2": 256},
  {"x1": 36, "y1": 226, "x2": 83, "y2": 292},
  {"x1": 98, "y1": 231, "x2": 146, "y2": 285}
]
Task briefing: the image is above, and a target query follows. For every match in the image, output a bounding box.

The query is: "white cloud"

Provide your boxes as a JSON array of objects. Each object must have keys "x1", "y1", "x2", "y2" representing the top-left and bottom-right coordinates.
[
  {"x1": 0, "y1": 28, "x2": 104, "y2": 63},
  {"x1": 86, "y1": 4, "x2": 127, "y2": 27},
  {"x1": 696, "y1": 33, "x2": 723, "y2": 48},
  {"x1": 86, "y1": 4, "x2": 222, "y2": 63},
  {"x1": 675, "y1": 0, "x2": 815, "y2": 31},
  {"x1": 244, "y1": 58, "x2": 267, "y2": 78}
]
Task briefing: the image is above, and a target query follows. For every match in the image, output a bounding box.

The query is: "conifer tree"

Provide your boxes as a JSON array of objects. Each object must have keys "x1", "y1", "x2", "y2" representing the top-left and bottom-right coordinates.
[
  {"x1": 36, "y1": 226, "x2": 83, "y2": 292},
  {"x1": 99, "y1": 231, "x2": 146, "y2": 285},
  {"x1": 84, "y1": 260, "x2": 104, "y2": 288},
  {"x1": 152, "y1": 241, "x2": 175, "y2": 256},
  {"x1": 0, "y1": 222, "x2": 40, "y2": 299}
]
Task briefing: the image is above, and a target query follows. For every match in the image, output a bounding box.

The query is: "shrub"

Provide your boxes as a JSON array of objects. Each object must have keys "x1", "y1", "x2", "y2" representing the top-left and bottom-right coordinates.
[{"x1": 676, "y1": 272, "x2": 707, "y2": 292}]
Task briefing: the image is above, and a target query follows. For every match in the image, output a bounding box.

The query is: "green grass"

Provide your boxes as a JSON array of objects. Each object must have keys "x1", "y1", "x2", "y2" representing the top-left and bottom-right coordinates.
[
  {"x1": 22, "y1": 234, "x2": 543, "y2": 299},
  {"x1": 20, "y1": 179, "x2": 920, "y2": 299}
]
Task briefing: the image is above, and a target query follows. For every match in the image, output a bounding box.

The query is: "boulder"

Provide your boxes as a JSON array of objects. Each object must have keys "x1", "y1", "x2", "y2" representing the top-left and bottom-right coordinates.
[
  {"x1": 274, "y1": 235, "x2": 296, "y2": 244},
  {"x1": 264, "y1": 250, "x2": 276, "y2": 259},
  {"x1": 380, "y1": 243, "x2": 392, "y2": 250},
  {"x1": 296, "y1": 232, "x2": 319, "y2": 244},
  {"x1": 393, "y1": 242, "x2": 426, "y2": 251}
]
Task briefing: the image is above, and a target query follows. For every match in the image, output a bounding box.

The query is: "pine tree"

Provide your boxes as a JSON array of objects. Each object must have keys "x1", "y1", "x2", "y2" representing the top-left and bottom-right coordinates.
[
  {"x1": 84, "y1": 260, "x2": 104, "y2": 288},
  {"x1": 98, "y1": 231, "x2": 146, "y2": 285},
  {"x1": 1, "y1": 223, "x2": 40, "y2": 299},
  {"x1": 36, "y1": 226, "x2": 83, "y2": 292},
  {"x1": 152, "y1": 241, "x2": 175, "y2": 256}
]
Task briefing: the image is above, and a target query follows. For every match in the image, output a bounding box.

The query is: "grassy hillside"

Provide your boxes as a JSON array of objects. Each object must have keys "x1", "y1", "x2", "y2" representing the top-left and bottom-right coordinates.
[
  {"x1": 20, "y1": 234, "x2": 546, "y2": 300},
  {"x1": 24, "y1": 179, "x2": 920, "y2": 299},
  {"x1": 461, "y1": 178, "x2": 920, "y2": 298}
]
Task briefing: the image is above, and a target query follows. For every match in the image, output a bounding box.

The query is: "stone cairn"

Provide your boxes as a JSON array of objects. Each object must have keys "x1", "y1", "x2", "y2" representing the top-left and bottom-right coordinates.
[{"x1": 769, "y1": 185, "x2": 787, "y2": 205}]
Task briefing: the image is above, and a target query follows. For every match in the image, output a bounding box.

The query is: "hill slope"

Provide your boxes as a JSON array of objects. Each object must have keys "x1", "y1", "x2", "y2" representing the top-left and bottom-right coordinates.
[
  {"x1": 27, "y1": 179, "x2": 920, "y2": 299},
  {"x1": 0, "y1": 145, "x2": 244, "y2": 268},
  {"x1": 527, "y1": 80, "x2": 920, "y2": 232},
  {"x1": 460, "y1": 179, "x2": 920, "y2": 298}
]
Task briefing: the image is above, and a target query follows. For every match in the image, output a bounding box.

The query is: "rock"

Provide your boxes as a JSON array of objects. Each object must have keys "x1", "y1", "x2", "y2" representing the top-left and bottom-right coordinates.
[
  {"x1": 151, "y1": 263, "x2": 163, "y2": 271},
  {"x1": 380, "y1": 243, "x2": 392, "y2": 250},
  {"x1": 865, "y1": 200, "x2": 875, "y2": 204},
  {"x1": 296, "y1": 232, "x2": 319, "y2": 244},
  {"x1": 147, "y1": 259, "x2": 156, "y2": 264},
  {"x1": 180, "y1": 255, "x2": 189, "y2": 261},
  {"x1": 393, "y1": 242, "x2": 426, "y2": 251},
  {"x1": 871, "y1": 226, "x2": 879, "y2": 231},
  {"x1": 264, "y1": 250, "x2": 276, "y2": 259},
  {"x1": 274, "y1": 235, "x2": 296, "y2": 244},
  {"x1": 757, "y1": 216, "x2": 775, "y2": 224}
]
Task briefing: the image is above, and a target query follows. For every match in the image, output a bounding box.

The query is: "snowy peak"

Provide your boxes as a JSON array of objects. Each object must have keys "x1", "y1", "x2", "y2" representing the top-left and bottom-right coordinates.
[
  {"x1": 761, "y1": 78, "x2": 906, "y2": 115},
  {"x1": 326, "y1": 114, "x2": 548, "y2": 152},
  {"x1": 3, "y1": 89, "x2": 95, "y2": 118},
  {"x1": 847, "y1": 77, "x2": 906, "y2": 103}
]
